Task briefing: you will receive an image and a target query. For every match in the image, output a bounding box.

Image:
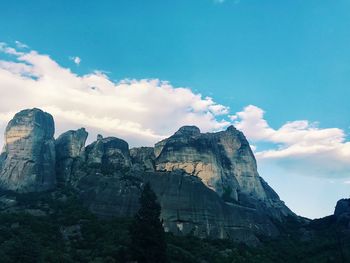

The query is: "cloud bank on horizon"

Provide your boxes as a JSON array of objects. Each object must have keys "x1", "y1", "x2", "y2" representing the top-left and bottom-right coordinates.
[
  {"x1": 0, "y1": 42, "x2": 349, "y2": 180},
  {"x1": 233, "y1": 105, "x2": 350, "y2": 178},
  {"x1": 0, "y1": 42, "x2": 230, "y2": 147}
]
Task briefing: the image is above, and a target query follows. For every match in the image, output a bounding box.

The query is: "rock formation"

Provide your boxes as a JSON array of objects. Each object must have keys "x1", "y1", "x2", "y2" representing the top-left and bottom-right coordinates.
[
  {"x1": 85, "y1": 136, "x2": 131, "y2": 171},
  {"x1": 130, "y1": 147, "x2": 155, "y2": 171},
  {"x1": 155, "y1": 125, "x2": 291, "y2": 217},
  {"x1": 0, "y1": 108, "x2": 296, "y2": 243},
  {"x1": 55, "y1": 128, "x2": 88, "y2": 184},
  {"x1": 334, "y1": 199, "x2": 350, "y2": 217},
  {"x1": 0, "y1": 108, "x2": 56, "y2": 192},
  {"x1": 334, "y1": 199, "x2": 350, "y2": 228}
]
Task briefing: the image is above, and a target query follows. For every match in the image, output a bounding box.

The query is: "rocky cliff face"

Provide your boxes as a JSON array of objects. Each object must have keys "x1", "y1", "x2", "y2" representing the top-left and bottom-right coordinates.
[
  {"x1": 0, "y1": 108, "x2": 295, "y2": 244},
  {"x1": 334, "y1": 199, "x2": 350, "y2": 228},
  {"x1": 130, "y1": 147, "x2": 155, "y2": 171},
  {"x1": 66, "y1": 125, "x2": 293, "y2": 243},
  {"x1": 85, "y1": 136, "x2": 131, "y2": 171},
  {"x1": 155, "y1": 125, "x2": 262, "y2": 199},
  {"x1": 55, "y1": 128, "x2": 88, "y2": 184},
  {"x1": 155, "y1": 125, "x2": 291, "y2": 218},
  {"x1": 334, "y1": 199, "x2": 350, "y2": 217},
  {"x1": 0, "y1": 108, "x2": 56, "y2": 192}
]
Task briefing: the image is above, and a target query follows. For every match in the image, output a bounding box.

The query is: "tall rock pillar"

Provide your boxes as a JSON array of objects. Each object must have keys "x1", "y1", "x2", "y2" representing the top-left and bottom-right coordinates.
[{"x1": 0, "y1": 108, "x2": 56, "y2": 192}]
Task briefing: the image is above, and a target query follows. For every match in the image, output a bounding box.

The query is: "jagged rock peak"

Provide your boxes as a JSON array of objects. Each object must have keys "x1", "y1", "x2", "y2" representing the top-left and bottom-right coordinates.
[
  {"x1": 0, "y1": 108, "x2": 56, "y2": 192},
  {"x1": 174, "y1": 125, "x2": 201, "y2": 136},
  {"x1": 226, "y1": 125, "x2": 243, "y2": 135},
  {"x1": 226, "y1": 125, "x2": 237, "y2": 132}
]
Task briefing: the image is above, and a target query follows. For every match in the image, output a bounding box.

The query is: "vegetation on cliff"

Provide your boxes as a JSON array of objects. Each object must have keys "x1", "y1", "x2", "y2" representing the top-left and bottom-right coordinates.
[{"x1": 0, "y1": 189, "x2": 348, "y2": 263}]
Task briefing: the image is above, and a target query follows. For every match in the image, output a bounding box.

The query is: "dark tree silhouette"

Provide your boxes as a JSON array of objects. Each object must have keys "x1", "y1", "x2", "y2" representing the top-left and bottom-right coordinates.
[{"x1": 129, "y1": 182, "x2": 168, "y2": 263}]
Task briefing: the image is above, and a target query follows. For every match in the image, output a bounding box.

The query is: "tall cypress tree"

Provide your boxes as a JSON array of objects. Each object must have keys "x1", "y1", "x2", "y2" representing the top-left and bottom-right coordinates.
[{"x1": 129, "y1": 182, "x2": 168, "y2": 263}]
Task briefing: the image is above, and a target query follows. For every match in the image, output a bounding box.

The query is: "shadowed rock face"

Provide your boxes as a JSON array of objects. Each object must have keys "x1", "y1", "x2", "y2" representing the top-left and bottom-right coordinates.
[
  {"x1": 55, "y1": 128, "x2": 88, "y2": 184},
  {"x1": 85, "y1": 136, "x2": 131, "y2": 171},
  {"x1": 145, "y1": 171, "x2": 279, "y2": 244},
  {"x1": 333, "y1": 199, "x2": 350, "y2": 232},
  {"x1": 130, "y1": 147, "x2": 155, "y2": 171},
  {"x1": 66, "y1": 126, "x2": 293, "y2": 244},
  {"x1": 335, "y1": 199, "x2": 350, "y2": 216},
  {"x1": 334, "y1": 199, "x2": 350, "y2": 222},
  {"x1": 0, "y1": 108, "x2": 56, "y2": 192},
  {"x1": 154, "y1": 125, "x2": 290, "y2": 216},
  {"x1": 0, "y1": 109, "x2": 296, "y2": 243}
]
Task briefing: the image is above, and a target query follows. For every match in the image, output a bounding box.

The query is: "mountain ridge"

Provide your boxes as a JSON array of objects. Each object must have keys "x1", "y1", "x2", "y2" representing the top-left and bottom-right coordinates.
[{"x1": 0, "y1": 108, "x2": 296, "y2": 244}]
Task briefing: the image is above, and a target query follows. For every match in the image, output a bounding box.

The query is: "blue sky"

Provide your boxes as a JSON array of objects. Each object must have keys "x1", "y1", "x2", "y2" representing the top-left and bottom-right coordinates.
[{"x1": 0, "y1": 0, "x2": 349, "y2": 218}]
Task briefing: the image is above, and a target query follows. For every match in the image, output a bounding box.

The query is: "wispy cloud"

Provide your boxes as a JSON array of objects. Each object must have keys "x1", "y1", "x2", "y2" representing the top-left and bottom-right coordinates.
[
  {"x1": 70, "y1": 56, "x2": 81, "y2": 66},
  {"x1": 15, "y1": 40, "x2": 29, "y2": 49}
]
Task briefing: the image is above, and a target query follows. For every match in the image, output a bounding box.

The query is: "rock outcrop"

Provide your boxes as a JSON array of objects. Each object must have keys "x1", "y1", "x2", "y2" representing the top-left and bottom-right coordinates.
[
  {"x1": 0, "y1": 108, "x2": 56, "y2": 192},
  {"x1": 0, "y1": 108, "x2": 296, "y2": 243},
  {"x1": 72, "y1": 136, "x2": 139, "y2": 218},
  {"x1": 334, "y1": 199, "x2": 350, "y2": 228},
  {"x1": 85, "y1": 136, "x2": 131, "y2": 171},
  {"x1": 154, "y1": 125, "x2": 292, "y2": 218},
  {"x1": 155, "y1": 126, "x2": 259, "y2": 199},
  {"x1": 130, "y1": 147, "x2": 155, "y2": 171},
  {"x1": 145, "y1": 170, "x2": 279, "y2": 243},
  {"x1": 74, "y1": 164, "x2": 280, "y2": 244},
  {"x1": 55, "y1": 128, "x2": 88, "y2": 184},
  {"x1": 334, "y1": 199, "x2": 350, "y2": 217}
]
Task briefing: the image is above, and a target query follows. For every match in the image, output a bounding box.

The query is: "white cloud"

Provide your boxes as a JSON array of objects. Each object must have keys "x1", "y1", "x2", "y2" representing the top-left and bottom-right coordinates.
[
  {"x1": 1, "y1": 42, "x2": 349, "y2": 180},
  {"x1": 0, "y1": 43, "x2": 230, "y2": 147},
  {"x1": 15, "y1": 40, "x2": 29, "y2": 49},
  {"x1": 70, "y1": 56, "x2": 81, "y2": 66},
  {"x1": 0, "y1": 42, "x2": 23, "y2": 56},
  {"x1": 233, "y1": 105, "x2": 350, "y2": 178}
]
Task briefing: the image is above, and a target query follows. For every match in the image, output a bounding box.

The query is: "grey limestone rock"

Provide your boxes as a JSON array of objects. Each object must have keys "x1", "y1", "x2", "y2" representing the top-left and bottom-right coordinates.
[
  {"x1": 155, "y1": 125, "x2": 293, "y2": 218},
  {"x1": 0, "y1": 108, "x2": 56, "y2": 192},
  {"x1": 130, "y1": 147, "x2": 155, "y2": 171},
  {"x1": 0, "y1": 108, "x2": 296, "y2": 243},
  {"x1": 55, "y1": 128, "x2": 88, "y2": 184},
  {"x1": 85, "y1": 136, "x2": 131, "y2": 171}
]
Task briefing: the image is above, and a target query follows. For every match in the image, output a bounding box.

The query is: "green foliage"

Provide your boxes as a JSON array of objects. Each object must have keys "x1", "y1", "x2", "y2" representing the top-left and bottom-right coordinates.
[
  {"x1": 0, "y1": 189, "x2": 348, "y2": 262},
  {"x1": 129, "y1": 182, "x2": 168, "y2": 263}
]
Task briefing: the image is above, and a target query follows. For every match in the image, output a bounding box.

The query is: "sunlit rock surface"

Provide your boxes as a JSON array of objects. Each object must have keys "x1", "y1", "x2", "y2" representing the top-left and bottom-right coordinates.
[
  {"x1": 0, "y1": 108, "x2": 56, "y2": 192},
  {"x1": 0, "y1": 108, "x2": 296, "y2": 243},
  {"x1": 154, "y1": 125, "x2": 292, "y2": 217}
]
